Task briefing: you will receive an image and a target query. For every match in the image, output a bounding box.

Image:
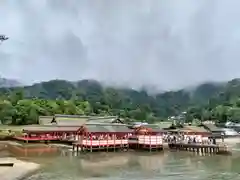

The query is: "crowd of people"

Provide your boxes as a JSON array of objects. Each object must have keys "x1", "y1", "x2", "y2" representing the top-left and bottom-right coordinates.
[
  {"x1": 163, "y1": 133, "x2": 219, "y2": 145},
  {"x1": 84, "y1": 134, "x2": 130, "y2": 140}
]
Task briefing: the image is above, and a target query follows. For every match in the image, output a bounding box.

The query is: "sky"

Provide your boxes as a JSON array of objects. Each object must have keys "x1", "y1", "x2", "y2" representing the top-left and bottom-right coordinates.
[{"x1": 0, "y1": 0, "x2": 240, "y2": 91}]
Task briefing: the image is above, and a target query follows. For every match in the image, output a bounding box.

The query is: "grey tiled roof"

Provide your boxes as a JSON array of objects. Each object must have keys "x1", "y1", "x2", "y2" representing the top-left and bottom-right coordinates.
[
  {"x1": 54, "y1": 115, "x2": 114, "y2": 126},
  {"x1": 87, "y1": 116, "x2": 118, "y2": 123},
  {"x1": 23, "y1": 125, "x2": 80, "y2": 132},
  {"x1": 54, "y1": 115, "x2": 124, "y2": 126},
  {"x1": 156, "y1": 123, "x2": 172, "y2": 129},
  {"x1": 183, "y1": 126, "x2": 209, "y2": 132},
  {"x1": 38, "y1": 116, "x2": 54, "y2": 125},
  {"x1": 56, "y1": 119, "x2": 86, "y2": 126},
  {"x1": 54, "y1": 115, "x2": 88, "y2": 126},
  {"x1": 84, "y1": 124, "x2": 132, "y2": 133},
  {"x1": 203, "y1": 124, "x2": 223, "y2": 132},
  {"x1": 54, "y1": 114, "x2": 91, "y2": 118},
  {"x1": 88, "y1": 116, "x2": 117, "y2": 119},
  {"x1": 85, "y1": 125, "x2": 109, "y2": 132},
  {"x1": 109, "y1": 124, "x2": 133, "y2": 132}
]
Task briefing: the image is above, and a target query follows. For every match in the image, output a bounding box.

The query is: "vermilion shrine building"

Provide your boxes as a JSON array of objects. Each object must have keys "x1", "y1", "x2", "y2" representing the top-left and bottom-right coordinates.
[{"x1": 13, "y1": 114, "x2": 218, "y2": 152}]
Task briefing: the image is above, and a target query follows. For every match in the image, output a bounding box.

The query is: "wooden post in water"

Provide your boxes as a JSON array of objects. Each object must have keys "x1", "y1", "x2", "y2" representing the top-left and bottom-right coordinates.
[
  {"x1": 197, "y1": 147, "x2": 200, "y2": 153},
  {"x1": 76, "y1": 144, "x2": 79, "y2": 153}
]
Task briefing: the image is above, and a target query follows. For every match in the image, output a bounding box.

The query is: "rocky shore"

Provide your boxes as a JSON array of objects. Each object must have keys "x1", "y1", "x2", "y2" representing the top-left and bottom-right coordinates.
[{"x1": 0, "y1": 157, "x2": 40, "y2": 180}]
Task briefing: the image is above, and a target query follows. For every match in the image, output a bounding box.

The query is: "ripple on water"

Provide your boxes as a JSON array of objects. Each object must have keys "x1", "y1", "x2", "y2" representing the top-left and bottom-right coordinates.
[{"x1": 20, "y1": 144, "x2": 240, "y2": 180}]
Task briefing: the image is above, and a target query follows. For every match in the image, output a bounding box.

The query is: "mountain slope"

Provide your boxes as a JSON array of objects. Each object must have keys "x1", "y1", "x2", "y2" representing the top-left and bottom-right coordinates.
[{"x1": 0, "y1": 78, "x2": 239, "y2": 123}]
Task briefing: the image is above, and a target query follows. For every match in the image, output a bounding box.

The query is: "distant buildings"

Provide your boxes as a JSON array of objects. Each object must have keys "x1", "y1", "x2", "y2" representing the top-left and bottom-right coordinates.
[{"x1": 224, "y1": 121, "x2": 240, "y2": 133}]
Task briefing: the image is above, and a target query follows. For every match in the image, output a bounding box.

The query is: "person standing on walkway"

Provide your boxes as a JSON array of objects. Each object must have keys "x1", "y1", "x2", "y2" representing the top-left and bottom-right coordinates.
[
  {"x1": 221, "y1": 132, "x2": 225, "y2": 142},
  {"x1": 213, "y1": 137, "x2": 216, "y2": 145}
]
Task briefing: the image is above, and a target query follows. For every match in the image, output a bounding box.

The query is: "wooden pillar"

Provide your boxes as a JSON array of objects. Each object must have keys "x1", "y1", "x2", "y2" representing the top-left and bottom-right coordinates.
[
  {"x1": 45, "y1": 133, "x2": 48, "y2": 144},
  {"x1": 125, "y1": 133, "x2": 127, "y2": 150},
  {"x1": 107, "y1": 134, "x2": 109, "y2": 152},
  {"x1": 142, "y1": 134, "x2": 144, "y2": 149},
  {"x1": 156, "y1": 135, "x2": 157, "y2": 150},
  {"x1": 90, "y1": 133, "x2": 93, "y2": 152},
  {"x1": 149, "y1": 134, "x2": 151, "y2": 152},
  {"x1": 121, "y1": 133, "x2": 123, "y2": 150},
  {"x1": 82, "y1": 132, "x2": 85, "y2": 152},
  {"x1": 81, "y1": 133, "x2": 83, "y2": 152},
  {"x1": 98, "y1": 134, "x2": 100, "y2": 151},
  {"x1": 137, "y1": 133, "x2": 139, "y2": 149},
  {"x1": 126, "y1": 133, "x2": 128, "y2": 151},
  {"x1": 85, "y1": 132, "x2": 88, "y2": 152},
  {"x1": 114, "y1": 134, "x2": 116, "y2": 152}
]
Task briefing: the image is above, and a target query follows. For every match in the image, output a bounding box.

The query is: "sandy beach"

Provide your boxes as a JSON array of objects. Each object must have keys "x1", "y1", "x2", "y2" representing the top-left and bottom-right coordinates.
[{"x1": 0, "y1": 157, "x2": 40, "y2": 180}]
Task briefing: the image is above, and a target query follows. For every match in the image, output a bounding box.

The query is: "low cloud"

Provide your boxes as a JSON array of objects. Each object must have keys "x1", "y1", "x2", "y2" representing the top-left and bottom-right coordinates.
[{"x1": 0, "y1": 0, "x2": 240, "y2": 91}]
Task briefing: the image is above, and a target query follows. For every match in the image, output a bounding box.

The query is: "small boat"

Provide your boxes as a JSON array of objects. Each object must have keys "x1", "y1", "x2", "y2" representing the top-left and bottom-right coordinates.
[{"x1": 0, "y1": 163, "x2": 14, "y2": 167}]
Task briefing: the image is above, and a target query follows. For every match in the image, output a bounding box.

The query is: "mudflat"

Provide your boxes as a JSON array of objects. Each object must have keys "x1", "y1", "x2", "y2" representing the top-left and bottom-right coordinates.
[{"x1": 0, "y1": 157, "x2": 40, "y2": 180}]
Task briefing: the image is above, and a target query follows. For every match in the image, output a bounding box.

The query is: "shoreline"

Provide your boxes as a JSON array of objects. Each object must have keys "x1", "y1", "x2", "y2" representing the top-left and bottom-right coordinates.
[{"x1": 0, "y1": 158, "x2": 40, "y2": 180}]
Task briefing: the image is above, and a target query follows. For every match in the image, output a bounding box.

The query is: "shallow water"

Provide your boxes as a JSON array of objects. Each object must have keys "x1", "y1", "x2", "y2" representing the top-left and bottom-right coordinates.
[{"x1": 4, "y1": 143, "x2": 240, "y2": 180}]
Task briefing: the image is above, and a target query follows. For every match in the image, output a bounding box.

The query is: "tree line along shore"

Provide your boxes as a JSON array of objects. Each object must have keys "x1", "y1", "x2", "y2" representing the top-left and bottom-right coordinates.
[{"x1": 0, "y1": 78, "x2": 240, "y2": 128}]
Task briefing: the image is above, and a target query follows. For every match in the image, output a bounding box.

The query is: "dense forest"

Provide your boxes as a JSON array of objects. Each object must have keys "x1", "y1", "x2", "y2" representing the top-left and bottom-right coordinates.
[{"x1": 0, "y1": 78, "x2": 240, "y2": 125}]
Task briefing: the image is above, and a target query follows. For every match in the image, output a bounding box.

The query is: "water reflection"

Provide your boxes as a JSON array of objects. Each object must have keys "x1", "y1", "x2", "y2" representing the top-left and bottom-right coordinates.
[{"x1": 1, "y1": 143, "x2": 240, "y2": 180}]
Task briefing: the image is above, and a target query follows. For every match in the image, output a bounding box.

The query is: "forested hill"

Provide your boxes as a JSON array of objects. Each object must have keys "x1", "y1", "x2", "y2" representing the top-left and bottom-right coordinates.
[{"x1": 0, "y1": 78, "x2": 240, "y2": 124}]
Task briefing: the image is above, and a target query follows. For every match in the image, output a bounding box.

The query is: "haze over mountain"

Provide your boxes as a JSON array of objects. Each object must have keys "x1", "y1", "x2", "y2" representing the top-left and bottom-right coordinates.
[
  {"x1": 0, "y1": 77, "x2": 22, "y2": 88},
  {"x1": 1, "y1": 1, "x2": 240, "y2": 91}
]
